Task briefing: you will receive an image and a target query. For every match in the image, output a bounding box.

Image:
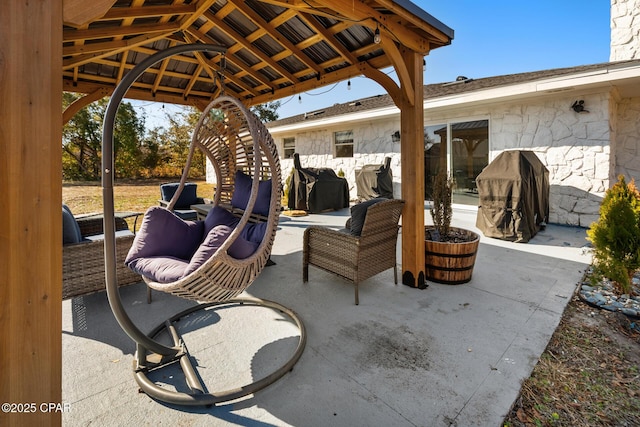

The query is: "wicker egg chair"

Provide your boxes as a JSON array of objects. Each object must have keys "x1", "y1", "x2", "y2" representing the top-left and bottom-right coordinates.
[
  {"x1": 101, "y1": 44, "x2": 305, "y2": 406},
  {"x1": 135, "y1": 95, "x2": 282, "y2": 303}
]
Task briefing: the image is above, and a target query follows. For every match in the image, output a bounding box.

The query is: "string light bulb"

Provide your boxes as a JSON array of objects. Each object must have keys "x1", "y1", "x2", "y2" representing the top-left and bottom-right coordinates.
[
  {"x1": 347, "y1": 80, "x2": 351, "y2": 90},
  {"x1": 373, "y1": 25, "x2": 381, "y2": 44},
  {"x1": 423, "y1": 59, "x2": 426, "y2": 71},
  {"x1": 298, "y1": 94, "x2": 302, "y2": 104}
]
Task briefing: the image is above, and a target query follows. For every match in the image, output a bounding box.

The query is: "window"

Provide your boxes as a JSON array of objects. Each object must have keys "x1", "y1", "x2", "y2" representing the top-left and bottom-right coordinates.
[
  {"x1": 334, "y1": 130, "x2": 354, "y2": 158},
  {"x1": 424, "y1": 120, "x2": 489, "y2": 206},
  {"x1": 283, "y1": 137, "x2": 295, "y2": 159}
]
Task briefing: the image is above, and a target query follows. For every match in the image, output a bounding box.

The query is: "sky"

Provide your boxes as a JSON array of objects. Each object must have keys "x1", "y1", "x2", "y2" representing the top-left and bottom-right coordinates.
[{"x1": 135, "y1": 0, "x2": 612, "y2": 127}]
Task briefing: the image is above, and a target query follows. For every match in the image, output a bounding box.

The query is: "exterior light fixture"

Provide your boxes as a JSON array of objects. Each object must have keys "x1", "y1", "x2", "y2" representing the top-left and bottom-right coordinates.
[
  {"x1": 373, "y1": 25, "x2": 381, "y2": 44},
  {"x1": 571, "y1": 100, "x2": 588, "y2": 113},
  {"x1": 391, "y1": 130, "x2": 401, "y2": 143}
]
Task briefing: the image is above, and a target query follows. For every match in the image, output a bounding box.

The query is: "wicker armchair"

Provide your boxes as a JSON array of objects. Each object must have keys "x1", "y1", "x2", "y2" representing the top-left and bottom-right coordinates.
[
  {"x1": 63, "y1": 216, "x2": 141, "y2": 299},
  {"x1": 303, "y1": 198, "x2": 405, "y2": 305}
]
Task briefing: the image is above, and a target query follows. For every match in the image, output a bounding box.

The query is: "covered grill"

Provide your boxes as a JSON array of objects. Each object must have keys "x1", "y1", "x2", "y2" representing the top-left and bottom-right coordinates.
[
  {"x1": 288, "y1": 154, "x2": 349, "y2": 213},
  {"x1": 355, "y1": 157, "x2": 394, "y2": 200},
  {"x1": 475, "y1": 150, "x2": 549, "y2": 243}
]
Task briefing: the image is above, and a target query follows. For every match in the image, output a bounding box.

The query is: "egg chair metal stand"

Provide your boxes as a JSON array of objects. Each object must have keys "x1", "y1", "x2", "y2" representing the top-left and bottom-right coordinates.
[{"x1": 101, "y1": 43, "x2": 306, "y2": 406}]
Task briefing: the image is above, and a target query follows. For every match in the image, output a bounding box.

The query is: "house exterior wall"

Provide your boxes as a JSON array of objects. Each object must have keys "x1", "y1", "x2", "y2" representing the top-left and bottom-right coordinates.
[
  {"x1": 278, "y1": 116, "x2": 403, "y2": 200},
  {"x1": 611, "y1": 0, "x2": 640, "y2": 61},
  {"x1": 423, "y1": 93, "x2": 611, "y2": 226},
  {"x1": 491, "y1": 94, "x2": 611, "y2": 227},
  {"x1": 613, "y1": 96, "x2": 640, "y2": 180},
  {"x1": 270, "y1": 89, "x2": 630, "y2": 227}
]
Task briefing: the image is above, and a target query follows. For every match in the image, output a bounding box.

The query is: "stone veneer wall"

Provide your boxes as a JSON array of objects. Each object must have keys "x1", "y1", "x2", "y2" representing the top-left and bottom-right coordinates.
[
  {"x1": 613, "y1": 96, "x2": 640, "y2": 180},
  {"x1": 611, "y1": 0, "x2": 640, "y2": 61},
  {"x1": 278, "y1": 117, "x2": 402, "y2": 201},
  {"x1": 490, "y1": 94, "x2": 612, "y2": 226},
  {"x1": 222, "y1": 90, "x2": 640, "y2": 227}
]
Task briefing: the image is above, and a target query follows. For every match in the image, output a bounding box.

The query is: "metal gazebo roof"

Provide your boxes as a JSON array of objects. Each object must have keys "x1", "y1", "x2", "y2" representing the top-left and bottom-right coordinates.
[{"x1": 62, "y1": 0, "x2": 454, "y2": 110}]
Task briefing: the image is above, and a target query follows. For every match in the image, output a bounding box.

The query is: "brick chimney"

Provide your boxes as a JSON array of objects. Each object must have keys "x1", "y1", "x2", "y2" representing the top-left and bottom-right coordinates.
[{"x1": 610, "y1": 0, "x2": 640, "y2": 61}]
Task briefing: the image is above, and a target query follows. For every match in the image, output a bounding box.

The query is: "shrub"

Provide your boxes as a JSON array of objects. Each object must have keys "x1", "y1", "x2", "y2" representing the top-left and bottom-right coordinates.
[{"x1": 587, "y1": 175, "x2": 640, "y2": 294}]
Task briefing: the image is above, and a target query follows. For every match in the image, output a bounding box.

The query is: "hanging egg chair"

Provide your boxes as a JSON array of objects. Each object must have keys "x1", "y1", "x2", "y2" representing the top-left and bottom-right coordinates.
[{"x1": 101, "y1": 43, "x2": 305, "y2": 406}]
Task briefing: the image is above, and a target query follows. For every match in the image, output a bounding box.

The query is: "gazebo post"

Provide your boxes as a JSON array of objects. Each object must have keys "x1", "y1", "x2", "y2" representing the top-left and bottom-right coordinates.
[
  {"x1": 0, "y1": 1, "x2": 63, "y2": 426},
  {"x1": 399, "y1": 49, "x2": 427, "y2": 289}
]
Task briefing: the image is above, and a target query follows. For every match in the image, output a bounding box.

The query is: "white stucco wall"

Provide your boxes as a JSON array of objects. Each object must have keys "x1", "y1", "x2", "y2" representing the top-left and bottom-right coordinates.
[{"x1": 611, "y1": 0, "x2": 640, "y2": 61}]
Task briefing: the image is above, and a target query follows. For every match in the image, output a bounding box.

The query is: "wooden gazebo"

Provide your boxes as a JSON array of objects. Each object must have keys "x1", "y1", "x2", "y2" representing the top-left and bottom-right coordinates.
[{"x1": 0, "y1": 1, "x2": 453, "y2": 424}]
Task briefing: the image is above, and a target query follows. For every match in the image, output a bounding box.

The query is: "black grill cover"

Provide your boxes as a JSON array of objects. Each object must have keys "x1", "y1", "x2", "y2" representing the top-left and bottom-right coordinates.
[
  {"x1": 355, "y1": 157, "x2": 393, "y2": 200},
  {"x1": 288, "y1": 154, "x2": 349, "y2": 213},
  {"x1": 475, "y1": 150, "x2": 549, "y2": 243}
]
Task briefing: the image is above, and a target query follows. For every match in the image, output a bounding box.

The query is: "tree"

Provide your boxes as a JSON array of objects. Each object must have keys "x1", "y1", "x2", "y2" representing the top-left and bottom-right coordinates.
[
  {"x1": 251, "y1": 101, "x2": 281, "y2": 122},
  {"x1": 62, "y1": 93, "x2": 146, "y2": 180}
]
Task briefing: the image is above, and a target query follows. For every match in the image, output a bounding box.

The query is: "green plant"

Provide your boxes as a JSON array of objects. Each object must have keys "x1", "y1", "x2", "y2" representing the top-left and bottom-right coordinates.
[
  {"x1": 337, "y1": 168, "x2": 345, "y2": 178},
  {"x1": 430, "y1": 171, "x2": 453, "y2": 239},
  {"x1": 587, "y1": 175, "x2": 640, "y2": 295}
]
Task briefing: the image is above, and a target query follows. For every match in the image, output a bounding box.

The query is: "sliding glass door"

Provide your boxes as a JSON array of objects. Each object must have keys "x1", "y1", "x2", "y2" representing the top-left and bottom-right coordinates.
[{"x1": 424, "y1": 120, "x2": 489, "y2": 206}]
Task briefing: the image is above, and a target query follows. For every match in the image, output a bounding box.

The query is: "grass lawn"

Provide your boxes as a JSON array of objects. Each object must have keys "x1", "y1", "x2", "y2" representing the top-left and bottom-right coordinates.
[{"x1": 62, "y1": 179, "x2": 215, "y2": 231}]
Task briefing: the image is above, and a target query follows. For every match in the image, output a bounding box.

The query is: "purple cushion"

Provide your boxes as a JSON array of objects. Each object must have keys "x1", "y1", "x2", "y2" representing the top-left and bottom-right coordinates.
[
  {"x1": 125, "y1": 206, "x2": 259, "y2": 283},
  {"x1": 127, "y1": 256, "x2": 189, "y2": 283},
  {"x1": 228, "y1": 232, "x2": 259, "y2": 259},
  {"x1": 204, "y1": 206, "x2": 240, "y2": 235},
  {"x1": 241, "y1": 221, "x2": 267, "y2": 244},
  {"x1": 184, "y1": 225, "x2": 232, "y2": 276},
  {"x1": 125, "y1": 206, "x2": 204, "y2": 265},
  {"x1": 231, "y1": 170, "x2": 272, "y2": 216},
  {"x1": 185, "y1": 225, "x2": 258, "y2": 277}
]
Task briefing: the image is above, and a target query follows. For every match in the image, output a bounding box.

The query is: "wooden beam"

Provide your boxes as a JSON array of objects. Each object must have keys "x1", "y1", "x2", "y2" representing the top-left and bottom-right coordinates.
[
  {"x1": 374, "y1": 0, "x2": 452, "y2": 45},
  {"x1": 63, "y1": 31, "x2": 177, "y2": 69},
  {"x1": 1, "y1": 1, "x2": 62, "y2": 426},
  {"x1": 100, "y1": 4, "x2": 196, "y2": 21},
  {"x1": 185, "y1": 26, "x2": 270, "y2": 95},
  {"x1": 62, "y1": 87, "x2": 112, "y2": 125},
  {"x1": 379, "y1": 37, "x2": 414, "y2": 106},
  {"x1": 201, "y1": 10, "x2": 298, "y2": 85},
  {"x1": 359, "y1": 62, "x2": 402, "y2": 105},
  {"x1": 63, "y1": 0, "x2": 115, "y2": 26},
  {"x1": 235, "y1": 2, "x2": 324, "y2": 76},
  {"x1": 399, "y1": 48, "x2": 426, "y2": 289},
  {"x1": 63, "y1": 21, "x2": 180, "y2": 43},
  {"x1": 311, "y1": 0, "x2": 432, "y2": 54}
]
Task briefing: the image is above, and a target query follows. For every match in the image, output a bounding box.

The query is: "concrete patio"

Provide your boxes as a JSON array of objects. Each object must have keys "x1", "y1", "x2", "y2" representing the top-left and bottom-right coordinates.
[{"x1": 62, "y1": 207, "x2": 591, "y2": 427}]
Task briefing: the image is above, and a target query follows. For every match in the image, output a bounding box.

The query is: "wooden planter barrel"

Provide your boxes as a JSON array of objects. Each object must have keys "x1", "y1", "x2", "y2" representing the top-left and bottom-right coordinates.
[{"x1": 425, "y1": 227, "x2": 480, "y2": 285}]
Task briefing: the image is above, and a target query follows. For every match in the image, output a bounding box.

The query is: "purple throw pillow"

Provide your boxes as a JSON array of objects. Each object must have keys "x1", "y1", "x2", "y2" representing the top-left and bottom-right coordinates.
[
  {"x1": 231, "y1": 170, "x2": 272, "y2": 216},
  {"x1": 125, "y1": 206, "x2": 204, "y2": 266},
  {"x1": 204, "y1": 205, "x2": 240, "y2": 235},
  {"x1": 184, "y1": 225, "x2": 232, "y2": 276},
  {"x1": 185, "y1": 225, "x2": 258, "y2": 277},
  {"x1": 241, "y1": 221, "x2": 267, "y2": 244}
]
